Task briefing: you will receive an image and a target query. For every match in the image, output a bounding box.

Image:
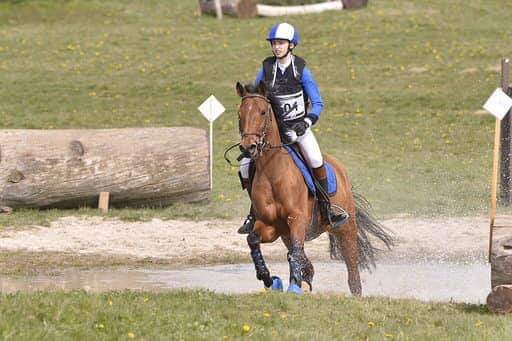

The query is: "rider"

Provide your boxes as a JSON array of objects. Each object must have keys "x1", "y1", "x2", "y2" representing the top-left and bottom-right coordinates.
[{"x1": 238, "y1": 22, "x2": 349, "y2": 234}]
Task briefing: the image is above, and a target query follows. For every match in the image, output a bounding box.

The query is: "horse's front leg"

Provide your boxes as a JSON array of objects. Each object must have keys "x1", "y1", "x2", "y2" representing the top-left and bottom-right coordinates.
[
  {"x1": 247, "y1": 221, "x2": 281, "y2": 290},
  {"x1": 282, "y1": 235, "x2": 314, "y2": 292},
  {"x1": 286, "y1": 214, "x2": 309, "y2": 294}
]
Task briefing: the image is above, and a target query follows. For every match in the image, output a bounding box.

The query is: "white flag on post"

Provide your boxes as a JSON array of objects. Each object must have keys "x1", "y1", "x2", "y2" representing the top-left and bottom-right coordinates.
[
  {"x1": 199, "y1": 95, "x2": 225, "y2": 122},
  {"x1": 198, "y1": 95, "x2": 225, "y2": 191},
  {"x1": 483, "y1": 87, "x2": 512, "y2": 120}
]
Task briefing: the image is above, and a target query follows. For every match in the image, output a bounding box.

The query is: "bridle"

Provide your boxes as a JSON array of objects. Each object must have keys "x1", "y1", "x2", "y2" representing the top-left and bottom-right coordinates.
[
  {"x1": 223, "y1": 93, "x2": 291, "y2": 166},
  {"x1": 239, "y1": 94, "x2": 273, "y2": 157}
]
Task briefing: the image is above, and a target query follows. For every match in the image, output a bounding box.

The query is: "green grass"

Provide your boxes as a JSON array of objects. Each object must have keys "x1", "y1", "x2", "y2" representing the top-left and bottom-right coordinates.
[
  {"x1": 0, "y1": 290, "x2": 510, "y2": 339},
  {"x1": 1, "y1": 0, "x2": 512, "y2": 227}
]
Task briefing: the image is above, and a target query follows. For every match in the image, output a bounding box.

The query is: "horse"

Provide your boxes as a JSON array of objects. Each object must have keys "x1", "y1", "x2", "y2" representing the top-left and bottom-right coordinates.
[{"x1": 235, "y1": 81, "x2": 394, "y2": 296}]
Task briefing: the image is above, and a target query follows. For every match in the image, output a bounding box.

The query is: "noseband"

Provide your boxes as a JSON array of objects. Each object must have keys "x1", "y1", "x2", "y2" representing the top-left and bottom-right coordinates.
[{"x1": 239, "y1": 94, "x2": 273, "y2": 155}]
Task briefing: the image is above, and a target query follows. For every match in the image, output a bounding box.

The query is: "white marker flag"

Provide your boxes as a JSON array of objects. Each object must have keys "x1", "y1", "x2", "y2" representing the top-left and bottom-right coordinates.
[
  {"x1": 199, "y1": 95, "x2": 225, "y2": 122},
  {"x1": 198, "y1": 95, "x2": 225, "y2": 190},
  {"x1": 483, "y1": 87, "x2": 512, "y2": 120}
]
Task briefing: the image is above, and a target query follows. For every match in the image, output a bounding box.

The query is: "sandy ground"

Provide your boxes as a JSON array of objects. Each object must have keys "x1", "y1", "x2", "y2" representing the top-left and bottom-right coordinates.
[{"x1": 0, "y1": 214, "x2": 503, "y2": 263}]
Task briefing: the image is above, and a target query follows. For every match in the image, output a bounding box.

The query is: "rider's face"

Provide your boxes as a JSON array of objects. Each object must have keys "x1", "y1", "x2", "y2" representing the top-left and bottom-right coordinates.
[{"x1": 271, "y1": 39, "x2": 293, "y2": 59}]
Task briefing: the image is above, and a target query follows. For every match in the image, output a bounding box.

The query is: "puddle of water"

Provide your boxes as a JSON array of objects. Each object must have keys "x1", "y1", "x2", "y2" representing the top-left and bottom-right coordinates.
[{"x1": 0, "y1": 261, "x2": 491, "y2": 304}]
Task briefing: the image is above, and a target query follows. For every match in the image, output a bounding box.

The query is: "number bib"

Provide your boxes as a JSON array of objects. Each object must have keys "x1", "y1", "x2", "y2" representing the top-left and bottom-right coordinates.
[{"x1": 274, "y1": 91, "x2": 306, "y2": 121}]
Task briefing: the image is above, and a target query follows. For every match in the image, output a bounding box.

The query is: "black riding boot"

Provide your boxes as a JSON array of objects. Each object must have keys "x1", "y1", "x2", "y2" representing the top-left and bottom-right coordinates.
[
  {"x1": 313, "y1": 165, "x2": 349, "y2": 229},
  {"x1": 238, "y1": 173, "x2": 255, "y2": 234},
  {"x1": 238, "y1": 210, "x2": 255, "y2": 234}
]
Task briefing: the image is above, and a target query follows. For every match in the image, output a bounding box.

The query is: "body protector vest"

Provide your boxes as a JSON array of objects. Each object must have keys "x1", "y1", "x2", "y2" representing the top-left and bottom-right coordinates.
[{"x1": 262, "y1": 55, "x2": 309, "y2": 127}]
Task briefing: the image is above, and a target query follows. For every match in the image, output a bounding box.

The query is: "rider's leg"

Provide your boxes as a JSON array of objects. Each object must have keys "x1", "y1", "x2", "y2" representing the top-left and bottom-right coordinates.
[
  {"x1": 296, "y1": 129, "x2": 349, "y2": 228},
  {"x1": 238, "y1": 157, "x2": 255, "y2": 234}
]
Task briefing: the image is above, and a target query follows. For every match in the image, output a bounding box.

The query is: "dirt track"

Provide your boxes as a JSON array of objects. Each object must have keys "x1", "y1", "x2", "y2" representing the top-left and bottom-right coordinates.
[{"x1": 0, "y1": 214, "x2": 498, "y2": 264}]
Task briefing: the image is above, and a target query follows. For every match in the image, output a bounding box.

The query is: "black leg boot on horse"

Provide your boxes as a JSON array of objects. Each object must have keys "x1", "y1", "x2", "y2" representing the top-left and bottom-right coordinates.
[
  {"x1": 247, "y1": 231, "x2": 283, "y2": 291},
  {"x1": 238, "y1": 172, "x2": 255, "y2": 234},
  {"x1": 312, "y1": 164, "x2": 349, "y2": 229}
]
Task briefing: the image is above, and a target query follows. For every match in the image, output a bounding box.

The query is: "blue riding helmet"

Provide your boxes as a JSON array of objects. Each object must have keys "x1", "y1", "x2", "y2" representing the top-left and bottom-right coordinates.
[{"x1": 266, "y1": 23, "x2": 299, "y2": 46}]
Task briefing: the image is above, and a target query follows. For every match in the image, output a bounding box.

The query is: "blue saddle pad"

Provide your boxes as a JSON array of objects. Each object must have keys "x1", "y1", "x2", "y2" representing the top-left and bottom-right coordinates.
[{"x1": 283, "y1": 145, "x2": 337, "y2": 196}]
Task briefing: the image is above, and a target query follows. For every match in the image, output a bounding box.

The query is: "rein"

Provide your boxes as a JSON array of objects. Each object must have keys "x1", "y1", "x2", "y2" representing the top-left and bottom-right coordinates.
[{"x1": 224, "y1": 94, "x2": 292, "y2": 166}]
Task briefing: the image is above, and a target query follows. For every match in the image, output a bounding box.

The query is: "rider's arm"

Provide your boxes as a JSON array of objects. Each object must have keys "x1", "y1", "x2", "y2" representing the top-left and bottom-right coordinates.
[
  {"x1": 302, "y1": 67, "x2": 324, "y2": 126},
  {"x1": 255, "y1": 68, "x2": 264, "y2": 85}
]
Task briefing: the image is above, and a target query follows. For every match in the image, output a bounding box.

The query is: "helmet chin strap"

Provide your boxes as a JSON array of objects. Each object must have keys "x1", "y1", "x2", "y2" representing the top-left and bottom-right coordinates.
[
  {"x1": 275, "y1": 46, "x2": 293, "y2": 61},
  {"x1": 271, "y1": 41, "x2": 294, "y2": 61}
]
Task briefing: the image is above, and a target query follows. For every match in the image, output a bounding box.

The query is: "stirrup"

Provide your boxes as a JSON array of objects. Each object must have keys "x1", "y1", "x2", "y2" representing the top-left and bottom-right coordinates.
[
  {"x1": 320, "y1": 202, "x2": 349, "y2": 230},
  {"x1": 328, "y1": 207, "x2": 349, "y2": 230},
  {"x1": 237, "y1": 214, "x2": 255, "y2": 234}
]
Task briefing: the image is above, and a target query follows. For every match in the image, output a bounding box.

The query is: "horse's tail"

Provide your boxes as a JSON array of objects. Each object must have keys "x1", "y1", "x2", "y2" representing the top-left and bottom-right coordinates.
[{"x1": 329, "y1": 191, "x2": 395, "y2": 271}]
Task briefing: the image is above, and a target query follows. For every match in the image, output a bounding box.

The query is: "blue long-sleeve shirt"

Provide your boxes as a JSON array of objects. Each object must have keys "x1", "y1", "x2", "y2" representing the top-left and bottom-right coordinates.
[{"x1": 255, "y1": 66, "x2": 324, "y2": 125}]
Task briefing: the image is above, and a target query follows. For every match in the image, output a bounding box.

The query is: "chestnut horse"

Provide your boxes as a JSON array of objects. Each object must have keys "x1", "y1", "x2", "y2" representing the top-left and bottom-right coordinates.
[{"x1": 235, "y1": 81, "x2": 394, "y2": 295}]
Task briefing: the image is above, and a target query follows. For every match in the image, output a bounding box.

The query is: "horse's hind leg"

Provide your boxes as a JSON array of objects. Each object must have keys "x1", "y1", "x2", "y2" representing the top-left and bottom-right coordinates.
[
  {"x1": 334, "y1": 219, "x2": 361, "y2": 296},
  {"x1": 282, "y1": 236, "x2": 314, "y2": 291}
]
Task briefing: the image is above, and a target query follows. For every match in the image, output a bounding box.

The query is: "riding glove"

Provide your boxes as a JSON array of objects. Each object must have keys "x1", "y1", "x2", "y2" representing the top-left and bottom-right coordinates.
[{"x1": 291, "y1": 118, "x2": 312, "y2": 136}]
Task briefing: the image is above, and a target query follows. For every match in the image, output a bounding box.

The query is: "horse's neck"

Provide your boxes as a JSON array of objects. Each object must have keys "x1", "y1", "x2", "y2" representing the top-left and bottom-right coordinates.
[
  {"x1": 266, "y1": 108, "x2": 282, "y2": 147},
  {"x1": 255, "y1": 109, "x2": 290, "y2": 171}
]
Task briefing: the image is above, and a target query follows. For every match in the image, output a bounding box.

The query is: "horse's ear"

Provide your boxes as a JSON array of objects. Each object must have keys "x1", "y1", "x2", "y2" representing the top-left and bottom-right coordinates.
[
  {"x1": 257, "y1": 81, "x2": 268, "y2": 97},
  {"x1": 236, "y1": 82, "x2": 246, "y2": 98}
]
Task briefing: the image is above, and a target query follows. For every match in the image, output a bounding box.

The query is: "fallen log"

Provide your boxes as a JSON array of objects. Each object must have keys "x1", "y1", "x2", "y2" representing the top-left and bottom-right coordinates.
[
  {"x1": 256, "y1": 1, "x2": 343, "y2": 17},
  {"x1": 198, "y1": 0, "x2": 257, "y2": 18},
  {"x1": 0, "y1": 128, "x2": 210, "y2": 209}
]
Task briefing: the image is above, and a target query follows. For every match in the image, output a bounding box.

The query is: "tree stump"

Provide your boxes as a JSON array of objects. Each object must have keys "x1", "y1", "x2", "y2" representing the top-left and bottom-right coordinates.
[
  {"x1": 487, "y1": 285, "x2": 512, "y2": 314},
  {"x1": 198, "y1": 0, "x2": 257, "y2": 19},
  {"x1": 487, "y1": 236, "x2": 512, "y2": 313},
  {"x1": 491, "y1": 236, "x2": 512, "y2": 288},
  {"x1": 342, "y1": 0, "x2": 368, "y2": 10},
  {"x1": 0, "y1": 128, "x2": 210, "y2": 209}
]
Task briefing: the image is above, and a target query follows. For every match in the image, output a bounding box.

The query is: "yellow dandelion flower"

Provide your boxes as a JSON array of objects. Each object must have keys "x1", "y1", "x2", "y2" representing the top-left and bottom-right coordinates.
[
  {"x1": 368, "y1": 321, "x2": 375, "y2": 328},
  {"x1": 127, "y1": 332, "x2": 135, "y2": 338},
  {"x1": 242, "y1": 324, "x2": 251, "y2": 333}
]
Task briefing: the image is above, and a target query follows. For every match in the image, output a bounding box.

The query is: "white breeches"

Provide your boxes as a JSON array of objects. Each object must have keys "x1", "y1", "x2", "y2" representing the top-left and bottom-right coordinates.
[{"x1": 239, "y1": 127, "x2": 323, "y2": 180}]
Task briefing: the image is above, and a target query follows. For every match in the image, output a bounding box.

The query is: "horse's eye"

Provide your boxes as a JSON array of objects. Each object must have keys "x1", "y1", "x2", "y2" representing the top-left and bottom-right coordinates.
[{"x1": 261, "y1": 110, "x2": 266, "y2": 116}]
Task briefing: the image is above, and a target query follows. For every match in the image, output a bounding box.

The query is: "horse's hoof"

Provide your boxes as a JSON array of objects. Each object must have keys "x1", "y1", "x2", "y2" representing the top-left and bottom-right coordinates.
[
  {"x1": 270, "y1": 276, "x2": 283, "y2": 291},
  {"x1": 287, "y1": 283, "x2": 303, "y2": 295}
]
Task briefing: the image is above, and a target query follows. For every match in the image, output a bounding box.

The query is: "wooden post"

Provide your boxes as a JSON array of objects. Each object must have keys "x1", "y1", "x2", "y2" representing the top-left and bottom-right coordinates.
[
  {"x1": 490, "y1": 118, "x2": 502, "y2": 262},
  {"x1": 214, "y1": 0, "x2": 223, "y2": 19},
  {"x1": 98, "y1": 192, "x2": 110, "y2": 213},
  {"x1": 500, "y1": 58, "x2": 512, "y2": 204}
]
